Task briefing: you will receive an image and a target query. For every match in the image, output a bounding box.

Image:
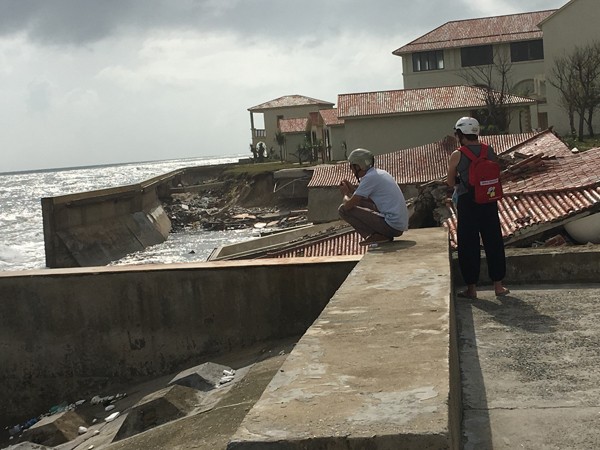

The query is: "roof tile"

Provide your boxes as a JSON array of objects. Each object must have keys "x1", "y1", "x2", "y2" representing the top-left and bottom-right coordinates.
[
  {"x1": 337, "y1": 85, "x2": 535, "y2": 118},
  {"x1": 248, "y1": 95, "x2": 334, "y2": 111},
  {"x1": 394, "y1": 10, "x2": 556, "y2": 55},
  {"x1": 279, "y1": 118, "x2": 309, "y2": 134},
  {"x1": 445, "y1": 147, "x2": 600, "y2": 247},
  {"x1": 308, "y1": 131, "x2": 556, "y2": 188},
  {"x1": 266, "y1": 228, "x2": 366, "y2": 258},
  {"x1": 319, "y1": 108, "x2": 344, "y2": 126}
]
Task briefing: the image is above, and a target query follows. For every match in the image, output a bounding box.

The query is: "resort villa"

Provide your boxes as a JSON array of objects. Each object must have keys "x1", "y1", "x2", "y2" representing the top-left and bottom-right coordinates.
[{"x1": 248, "y1": 0, "x2": 598, "y2": 161}]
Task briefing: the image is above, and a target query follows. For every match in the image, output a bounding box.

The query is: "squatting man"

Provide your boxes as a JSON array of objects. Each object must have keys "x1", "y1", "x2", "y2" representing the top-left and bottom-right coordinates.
[{"x1": 338, "y1": 148, "x2": 409, "y2": 246}]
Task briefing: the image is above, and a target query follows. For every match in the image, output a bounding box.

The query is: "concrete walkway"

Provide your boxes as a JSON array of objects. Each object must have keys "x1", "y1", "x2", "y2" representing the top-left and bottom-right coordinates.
[
  {"x1": 229, "y1": 227, "x2": 458, "y2": 449},
  {"x1": 458, "y1": 284, "x2": 600, "y2": 449}
]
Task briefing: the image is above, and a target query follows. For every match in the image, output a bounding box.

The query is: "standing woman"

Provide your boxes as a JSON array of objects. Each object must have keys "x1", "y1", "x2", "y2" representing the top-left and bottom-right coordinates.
[{"x1": 446, "y1": 117, "x2": 510, "y2": 299}]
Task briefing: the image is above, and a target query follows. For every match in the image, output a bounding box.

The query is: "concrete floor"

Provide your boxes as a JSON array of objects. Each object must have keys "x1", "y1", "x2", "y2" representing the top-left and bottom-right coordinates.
[
  {"x1": 5, "y1": 248, "x2": 600, "y2": 449},
  {"x1": 457, "y1": 284, "x2": 600, "y2": 449}
]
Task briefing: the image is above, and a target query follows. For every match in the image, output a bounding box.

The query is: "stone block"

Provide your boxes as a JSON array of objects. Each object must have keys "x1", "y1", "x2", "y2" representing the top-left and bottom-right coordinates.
[
  {"x1": 168, "y1": 362, "x2": 232, "y2": 391},
  {"x1": 113, "y1": 384, "x2": 200, "y2": 441}
]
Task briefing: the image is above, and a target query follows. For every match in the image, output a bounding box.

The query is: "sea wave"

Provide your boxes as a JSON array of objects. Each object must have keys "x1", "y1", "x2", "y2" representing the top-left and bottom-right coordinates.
[{"x1": 0, "y1": 154, "x2": 249, "y2": 271}]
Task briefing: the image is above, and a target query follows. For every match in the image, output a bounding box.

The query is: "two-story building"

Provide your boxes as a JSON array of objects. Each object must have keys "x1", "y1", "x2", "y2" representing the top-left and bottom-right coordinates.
[
  {"x1": 248, "y1": 95, "x2": 334, "y2": 161},
  {"x1": 337, "y1": 85, "x2": 535, "y2": 155},
  {"x1": 393, "y1": 0, "x2": 599, "y2": 138},
  {"x1": 248, "y1": 0, "x2": 598, "y2": 161},
  {"x1": 539, "y1": 0, "x2": 599, "y2": 138},
  {"x1": 392, "y1": 10, "x2": 554, "y2": 130}
]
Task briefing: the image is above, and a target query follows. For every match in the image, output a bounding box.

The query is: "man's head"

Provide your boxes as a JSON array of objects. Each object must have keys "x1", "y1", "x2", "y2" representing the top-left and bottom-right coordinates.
[
  {"x1": 454, "y1": 117, "x2": 480, "y2": 143},
  {"x1": 348, "y1": 148, "x2": 375, "y2": 180}
]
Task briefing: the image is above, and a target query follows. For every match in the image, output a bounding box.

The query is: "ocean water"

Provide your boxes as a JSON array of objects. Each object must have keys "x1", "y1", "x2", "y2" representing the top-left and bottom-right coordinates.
[{"x1": 0, "y1": 155, "x2": 260, "y2": 272}]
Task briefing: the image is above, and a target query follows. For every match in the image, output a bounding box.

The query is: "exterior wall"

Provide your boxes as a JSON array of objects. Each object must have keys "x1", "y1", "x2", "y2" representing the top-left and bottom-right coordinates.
[
  {"x1": 403, "y1": 44, "x2": 546, "y2": 100},
  {"x1": 308, "y1": 187, "x2": 344, "y2": 223},
  {"x1": 0, "y1": 258, "x2": 356, "y2": 428},
  {"x1": 541, "y1": 0, "x2": 600, "y2": 136},
  {"x1": 343, "y1": 108, "x2": 533, "y2": 155},
  {"x1": 283, "y1": 132, "x2": 308, "y2": 162},
  {"x1": 328, "y1": 126, "x2": 347, "y2": 161}
]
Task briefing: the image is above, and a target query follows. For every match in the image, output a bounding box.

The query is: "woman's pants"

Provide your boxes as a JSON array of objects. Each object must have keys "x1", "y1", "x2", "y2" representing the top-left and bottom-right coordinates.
[{"x1": 457, "y1": 194, "x2": 506, "y2": 285}]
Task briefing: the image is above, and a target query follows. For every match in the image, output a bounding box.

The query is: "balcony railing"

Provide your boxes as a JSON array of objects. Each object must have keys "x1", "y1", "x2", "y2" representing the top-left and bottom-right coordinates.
[{"x1": 253, "y1": 129, "x2": 266, "y2": 138}]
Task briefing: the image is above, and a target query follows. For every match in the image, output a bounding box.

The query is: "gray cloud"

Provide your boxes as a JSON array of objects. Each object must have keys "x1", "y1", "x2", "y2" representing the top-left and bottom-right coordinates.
[
  {"x1": 0, "y1": 0, "x2": 569, "y2": 172},
  {"x1": 26, "y1": 79, "x2": 53, "y2": 113},
  {"x1": 0, "y1": 0, "x2": 565, "y2": 47}
]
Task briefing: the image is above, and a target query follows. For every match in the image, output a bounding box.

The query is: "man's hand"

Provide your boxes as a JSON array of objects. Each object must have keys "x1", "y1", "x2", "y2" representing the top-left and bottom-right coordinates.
[{"x1": 339, "y1": 179, "x2": 355, "y2": 196}]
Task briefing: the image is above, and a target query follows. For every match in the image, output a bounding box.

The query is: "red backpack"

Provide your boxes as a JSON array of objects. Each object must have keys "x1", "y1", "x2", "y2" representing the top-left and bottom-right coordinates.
[{"x1": 459, "y1": 143, "x2": 503, "y2": 204}]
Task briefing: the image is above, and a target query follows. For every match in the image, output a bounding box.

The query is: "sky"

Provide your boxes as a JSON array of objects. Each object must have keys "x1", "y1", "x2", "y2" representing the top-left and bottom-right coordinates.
[{"x1": 0, "y1": 0, "x2": 567, "y2": 173}]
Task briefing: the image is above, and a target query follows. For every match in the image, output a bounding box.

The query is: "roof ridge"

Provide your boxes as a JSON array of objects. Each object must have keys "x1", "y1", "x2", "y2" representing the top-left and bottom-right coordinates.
[
  {"x1": 442, "y1": 9, "x2": 558, "y2": 26},
  {"x1": 339, "y1": 84, "x2": 479, "y2": 97}
]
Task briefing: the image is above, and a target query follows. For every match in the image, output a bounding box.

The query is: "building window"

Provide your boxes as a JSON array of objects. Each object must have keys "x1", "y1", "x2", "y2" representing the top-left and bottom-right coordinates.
[
  {"x1": 511, "y1": 40, "x2": 544, "y2": 62},
  {"x1": 412, "y1": 50, "x2": 444, "y2": 72},
  {"x1": 461, "y1": 45, "x2": 493, "y2": 67}
]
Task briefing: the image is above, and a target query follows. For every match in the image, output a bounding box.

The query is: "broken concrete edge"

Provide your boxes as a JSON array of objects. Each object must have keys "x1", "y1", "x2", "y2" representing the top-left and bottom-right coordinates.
[
  {"x1": 452, "y1": 246, "x2": 600, "y2": 286},
  {"x1": 227, "y1": 432, "x2": 450, "y2": 449}
]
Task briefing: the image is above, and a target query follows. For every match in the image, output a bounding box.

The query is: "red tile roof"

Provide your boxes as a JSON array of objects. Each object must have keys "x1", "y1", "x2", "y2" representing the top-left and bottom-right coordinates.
[
  {"x1": 503, "y1": 150, "x2": 600, "y2": 194},
  {"x1": 320, "y1": 108, "x2": 344, "y2": 126},
  {"x1": 444, "y1": 147, "x2": 600, "y2": 247},
  {"x1": 502, "y1": 130, "x2": 573, "y2": 159},
  {"x1": 249, "y1": 95, "x2": 334, "y2": 111},
  {"x1": 268, "y1": 133, "x2": 590, "y2": 257},
  {"x1": 308, "y1": 131, "x2": 555, "y2": 188},
  {"x1": 337, "y1": 86, "x2": 535, "y2": 119},
  {"x1": 265, "y1": 228, "x2": 366, "y2": 258},
  {"x1": 393, "y1": 10, "x2": 556, "y2": 55},
  {"x1": 279, "y1": 117, "x2": 309, "y2": 134}
]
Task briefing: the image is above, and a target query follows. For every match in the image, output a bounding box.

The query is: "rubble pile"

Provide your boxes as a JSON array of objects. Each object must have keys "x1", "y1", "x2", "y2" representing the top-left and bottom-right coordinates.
[
  {"x1": 3, "y1": 393, "x2": 127, "y2": 448},
  {"x1": 164, "y1": 190, "x2": 308, "y2": 232},
  {"x1": 2, "y1": 364, "x2": 238, "y2": 450}
]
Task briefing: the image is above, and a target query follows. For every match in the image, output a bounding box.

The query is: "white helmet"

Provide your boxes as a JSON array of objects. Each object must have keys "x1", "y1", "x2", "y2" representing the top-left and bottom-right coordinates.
[
  {"x1": 348, "y1": 148, "x2": 374, "y2": 170},
  {"x1": 454, "y1": 117, "x2": 480, "y2": 136}
]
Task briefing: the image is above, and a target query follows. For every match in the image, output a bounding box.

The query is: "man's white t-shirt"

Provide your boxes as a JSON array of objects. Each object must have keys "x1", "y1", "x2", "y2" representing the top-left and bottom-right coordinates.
[{"x1": 354, "y1": 167, "x2": 408, "y2": 231}]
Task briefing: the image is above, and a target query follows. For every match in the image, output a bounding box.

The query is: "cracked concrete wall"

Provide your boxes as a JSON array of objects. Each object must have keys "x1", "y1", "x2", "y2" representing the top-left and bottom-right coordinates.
[{"x1": 0, "y1": 258, "x2": 356, "y2": 428}]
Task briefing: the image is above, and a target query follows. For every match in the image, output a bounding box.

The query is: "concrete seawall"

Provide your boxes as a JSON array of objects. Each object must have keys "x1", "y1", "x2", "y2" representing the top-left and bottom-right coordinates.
[
  {"x1": 0, "y1": 257, "x2": 359, "y2": 428},
  {"x1": 41, "y1": 164, "x2": 231, "y2": 268}
]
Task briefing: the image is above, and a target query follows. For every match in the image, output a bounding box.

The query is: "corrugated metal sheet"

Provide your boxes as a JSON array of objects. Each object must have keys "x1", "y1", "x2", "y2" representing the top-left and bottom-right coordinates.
[
  {"x1": 308, "y1": 131, "x2": 552, "y2": 188},
  {"x1": 320, "y1": 108, "x2": 344, "y2": 126},
  {"x1": 279, "y1": 117, "x2": 309, "y2": 134},
  {"x1": 393, "y1": 10, "x2": 556, "y2": 55},
  {"x1": 248, "y1": 95, "x2": 334, "y2": 111},
  {"x1": 337, "y1": 86, "x2": 535, "y2": 118}
]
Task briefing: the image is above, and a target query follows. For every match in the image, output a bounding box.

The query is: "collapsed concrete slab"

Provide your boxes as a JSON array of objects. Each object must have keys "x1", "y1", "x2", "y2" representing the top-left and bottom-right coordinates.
[
  {"x1": 20, "y1": 411, "x2": 87, "y2": 447},
  {"x1": 168, "y1": 362, "x2": 233, "y2": 391},
  {"x1": 3, "y1": 443, "x2": 53, "y2": 450},
  {"x1": 113, "y1": 384, "x2": 200, "y2": 441}
]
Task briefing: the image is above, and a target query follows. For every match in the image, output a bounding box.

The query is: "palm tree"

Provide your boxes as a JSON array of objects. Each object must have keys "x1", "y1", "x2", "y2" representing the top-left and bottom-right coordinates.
[{"x1": 274, "y1": 131, "x2": 286, "y2": 162}]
